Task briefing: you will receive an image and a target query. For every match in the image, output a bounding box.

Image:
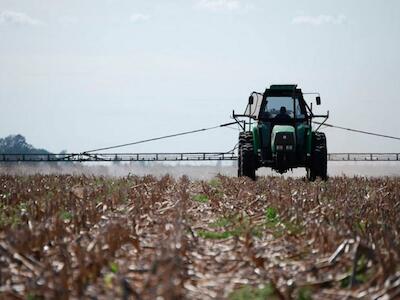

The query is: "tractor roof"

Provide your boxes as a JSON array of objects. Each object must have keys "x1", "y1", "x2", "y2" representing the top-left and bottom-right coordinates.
[
  {"x1": 244, "y1": 85, "x2": 304, "y2": 119},
  {"x1": 266, "y1": 85, "x2": 303, "y2": 97},
  {"x1": 268, "y1": 84, "x2": 298, "y2": 91}
]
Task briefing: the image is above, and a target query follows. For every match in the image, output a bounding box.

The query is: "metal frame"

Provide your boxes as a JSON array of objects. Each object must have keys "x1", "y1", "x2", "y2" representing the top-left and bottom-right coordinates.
[
  {"x1": 0, "y1": 152, "x2": 238, "y2": 162},
  {"x1": 328, "y1": 153, "x2": 400, "y2": 161},
  {"x1": 0, "y1": 153, "x2": 399, "y2": 162}
]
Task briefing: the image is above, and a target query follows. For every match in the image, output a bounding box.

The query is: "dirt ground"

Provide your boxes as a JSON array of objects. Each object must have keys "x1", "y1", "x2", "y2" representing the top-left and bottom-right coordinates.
[{"x1": 0, "y1": 174, "x2": 399, "y2": 299}]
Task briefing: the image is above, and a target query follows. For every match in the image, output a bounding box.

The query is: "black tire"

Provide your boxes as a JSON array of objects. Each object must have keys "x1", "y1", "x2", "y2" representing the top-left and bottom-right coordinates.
[
  {"x1": 306, "y1": 167, "x2": 316, "y2": 182},
  {"x1": 238, "y1": 131, "x2": 253, "y2": 175},
  {"x1": 238, "y1": 143, "x2": 244, "y2": 178},
  {"x1": 308, "y1": 132, "x2": 328, "y2": 181},
  {"x1": 237, "y1": 132, "x2": 245, "y2": 176},
  {"x1": 238, "y1": 132, "x2": 257, "y2": 180}
]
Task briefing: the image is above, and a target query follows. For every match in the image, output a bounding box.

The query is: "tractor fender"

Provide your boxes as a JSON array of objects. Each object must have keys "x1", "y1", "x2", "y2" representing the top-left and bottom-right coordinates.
[{"x1": 252, "y1": 126, "x2": 260, "y2": 156}]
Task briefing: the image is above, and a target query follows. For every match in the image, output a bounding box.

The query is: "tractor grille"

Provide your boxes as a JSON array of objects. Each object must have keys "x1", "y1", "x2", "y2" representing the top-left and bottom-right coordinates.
[{"x1": 275, "y1": 132, "x2": 295, "y2": 146}]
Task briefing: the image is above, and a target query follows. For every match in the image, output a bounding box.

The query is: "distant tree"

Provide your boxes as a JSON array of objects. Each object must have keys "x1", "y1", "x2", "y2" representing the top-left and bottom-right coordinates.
[
  {"x1": 0, "y1": 134, "x2": 51, "y2": 161},
  {"x1": 0, "y1": 134, "x2": 50, "y2": 154}
]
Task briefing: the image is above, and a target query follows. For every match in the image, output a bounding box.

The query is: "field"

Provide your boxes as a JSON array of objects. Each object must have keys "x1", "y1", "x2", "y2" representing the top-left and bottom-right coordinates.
[{"x1": 0, "y1": 174, "x2": 400, "y2": 299}]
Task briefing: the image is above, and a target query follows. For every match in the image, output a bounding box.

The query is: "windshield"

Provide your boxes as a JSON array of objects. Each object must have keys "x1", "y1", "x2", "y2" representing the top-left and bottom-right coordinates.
[{"x1": 262, "y1": 96, "x2": 305, "y2": 119}]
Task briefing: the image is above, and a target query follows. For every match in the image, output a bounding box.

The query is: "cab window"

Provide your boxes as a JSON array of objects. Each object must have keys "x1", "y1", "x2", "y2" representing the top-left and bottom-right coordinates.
[{"x1": 262, "y1": 96, "x2": 305, "y2": 119}]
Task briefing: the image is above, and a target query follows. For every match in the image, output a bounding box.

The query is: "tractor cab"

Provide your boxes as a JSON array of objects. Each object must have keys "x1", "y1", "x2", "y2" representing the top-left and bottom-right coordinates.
[
  {"x1": 234, "y1": 84, "x2": 328, "y2": 181},
  {"x1": 245, "y1": 85, "x2": 309, "y2": 122}
]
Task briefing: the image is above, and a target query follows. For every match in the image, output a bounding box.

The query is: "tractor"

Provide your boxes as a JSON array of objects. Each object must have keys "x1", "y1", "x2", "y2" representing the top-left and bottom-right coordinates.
[{"x1": 233, "y1": 84, "x2": 329, "y2": 181}]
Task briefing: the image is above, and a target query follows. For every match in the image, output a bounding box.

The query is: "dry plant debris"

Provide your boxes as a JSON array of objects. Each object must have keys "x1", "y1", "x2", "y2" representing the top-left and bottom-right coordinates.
[{"x1": 0, "y1": 174, "x2": 399, "y2": 299}]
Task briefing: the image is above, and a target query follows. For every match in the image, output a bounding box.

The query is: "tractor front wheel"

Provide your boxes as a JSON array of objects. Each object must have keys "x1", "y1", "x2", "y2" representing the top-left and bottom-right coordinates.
[
  {"x1": 238, "y1": 132, "x2": 257, "y2": 180},
  {"x1": 307, "y1": 132, "x2": 328, "y2": 181}
]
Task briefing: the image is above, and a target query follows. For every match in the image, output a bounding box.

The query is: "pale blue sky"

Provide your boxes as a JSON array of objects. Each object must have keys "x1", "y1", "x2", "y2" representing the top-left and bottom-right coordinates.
[{"x1": 1, "y1": 0, "x2": 399, "y2": 153}]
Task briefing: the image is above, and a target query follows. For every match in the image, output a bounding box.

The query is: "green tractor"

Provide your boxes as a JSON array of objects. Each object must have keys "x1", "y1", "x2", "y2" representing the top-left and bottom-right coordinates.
[{"x1": 233, "y1": 85, "x2": 329, "y2": 181}]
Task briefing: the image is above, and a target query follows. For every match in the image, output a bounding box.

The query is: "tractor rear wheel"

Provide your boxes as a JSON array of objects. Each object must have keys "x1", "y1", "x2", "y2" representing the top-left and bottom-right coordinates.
[
  {"x1": 307, "y1": 132, "x2": 327, "y2": 181},
  {"x1": 238, "y1": 132, "x2": 256, "y2": 180}
]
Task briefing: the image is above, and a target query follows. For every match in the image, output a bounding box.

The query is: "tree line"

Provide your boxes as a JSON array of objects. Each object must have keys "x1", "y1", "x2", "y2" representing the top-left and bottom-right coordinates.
[{"x1": 0, "y1": 134, "x2": 51, "y2": 155}]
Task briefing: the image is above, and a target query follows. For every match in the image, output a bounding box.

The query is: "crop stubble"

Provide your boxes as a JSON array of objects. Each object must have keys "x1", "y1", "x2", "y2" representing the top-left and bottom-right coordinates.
[{"x1": 0, "y1": 175, "x2": 399, "y2": 299}]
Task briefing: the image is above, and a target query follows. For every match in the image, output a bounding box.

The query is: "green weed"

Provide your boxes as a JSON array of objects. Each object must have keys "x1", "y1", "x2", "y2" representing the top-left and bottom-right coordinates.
[
  {"x1": 192, "y1": 194, "x2": 209, "y2": 203},
  {"x1": 298, "y1": 286, "x2": 313, "y2": 300},
  {"x1": 265, "y1": 207, "x2": 279, "y2": 224},
  {"x1": 0, "y1": 202, "x2": 23, "y2": 228},
  {"x1": 197, "y1": 230, "x2": 232, "y2": 239},
  {"x1": 340, "y1": 255, "x2": 373, "y2": 287},
  {"x1": 199, "y1": 214, "x2": 262, "y2": 239},
  {"x1": 263, "y1": 206, "x2": 303, "y2": 237},
  {"x1": 209, "y1": 178, "x2": 222, "y2": 188},
  {"x1": 60, "y1": 210, "x2": 73, "y2": 221},
  {"x1": 229, "y1": 284, "x2": 277, "y2": 300},
  {"x1": 109, "y1": 261, "x2": 119, "y2": 273},
  {"x1": 210, "y1": 217, "x2": 231, "y2": 228}
]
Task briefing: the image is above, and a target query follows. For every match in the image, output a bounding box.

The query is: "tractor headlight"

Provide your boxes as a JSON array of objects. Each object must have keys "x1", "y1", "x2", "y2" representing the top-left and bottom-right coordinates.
[
  {"x1": 276, "y1": 145, "x2": 284, "y2": 151},
  {"x1": 286, "y1": 145, "x2": 293, "y2": 151}
]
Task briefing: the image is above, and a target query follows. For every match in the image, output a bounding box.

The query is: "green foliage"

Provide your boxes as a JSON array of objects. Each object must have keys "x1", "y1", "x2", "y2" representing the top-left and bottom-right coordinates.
[
  {"x1": 263, "y1": 206, "x2": 304, "y2": 237},
  {"x1": 210, "y1": 216, "x2": 231, "y2": 228},
  {"x1": 228, "y1": 216, "x2": 262, "y2": 238},
  {"x1": 104, "y1": 273, "x2": 115, "y2": 288},
  {"x1": 298, "y1": 287, "x2": 313, "y2": 300},
  {"x1": 60, "y1": 210, "x2": 73, "y2": 221},
  {"x1": 192, "y1": 194, "x2": 209, "y2": 203},
  {"x1": 109, "y1": 261, "x2": 119, "y2": 273},
  {"x1": 355, "y1": 255, "x2": 371, "y2": 282},
  {"x1": 355, "y1": 220, "x2": 366, "y2": 234},
  {"x1": 265, "y1": 207, "x2": 279, "y2": 224},
  {"x1": 209, "y1": 178, "x2": 222, "y2": 188},
  {"x1": 26, "y1": 293, "x2": 43, "y2": 300},
  {"x1": 0, "y1": 134, "x2": 50, "y2": 155},
  {"x1": 340, "y1": 275, "x2": 351, "y2": 288},
  {"x1": 340, "y1": 255, "x2": 373, "y2": 287},
  {"x1": 199, "y1": 214, "x2": 262, "y2": 239},
  {"x1": 264, "y1": 206, "x2": 281, "y2": 236},
  {"x1": 0, "y1": 202, "x2": 23, "y2": 228},
  {"x1": 229, "y1": 284, "x2": 277, "y2": 300},
  {"x1": 284, "y1": 221, "x2": 304, "y2": 235},
  {"x1": 197, "y1": 230, "x2": 232, "y2": 239}
]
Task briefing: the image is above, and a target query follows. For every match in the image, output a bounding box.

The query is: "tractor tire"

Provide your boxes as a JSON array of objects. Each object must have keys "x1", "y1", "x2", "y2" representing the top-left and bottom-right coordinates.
[
  {"x1": 308, "y1": 132, "x2": 328, "y2": 181},
  {"x1": 306, "y1": 168, "x2": 316, "y2": 182},
  {"x1": 237, "y1": 132, "x2": 246, "y2": 176},
  {"x1": 238, "y1": 134, "x2": 243, "y2": 177},
  {"x1": 238, "y1": 132, "x2": 257, "y2": 180},
  {"x1": 238, "y1": 131, "x2": 253, "y2": 175}
]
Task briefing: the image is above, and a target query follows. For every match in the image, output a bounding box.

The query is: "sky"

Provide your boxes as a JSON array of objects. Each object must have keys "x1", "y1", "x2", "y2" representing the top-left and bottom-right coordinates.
[{"x1": 0, "y1": 0, "x2": 399, "y2": 154}]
